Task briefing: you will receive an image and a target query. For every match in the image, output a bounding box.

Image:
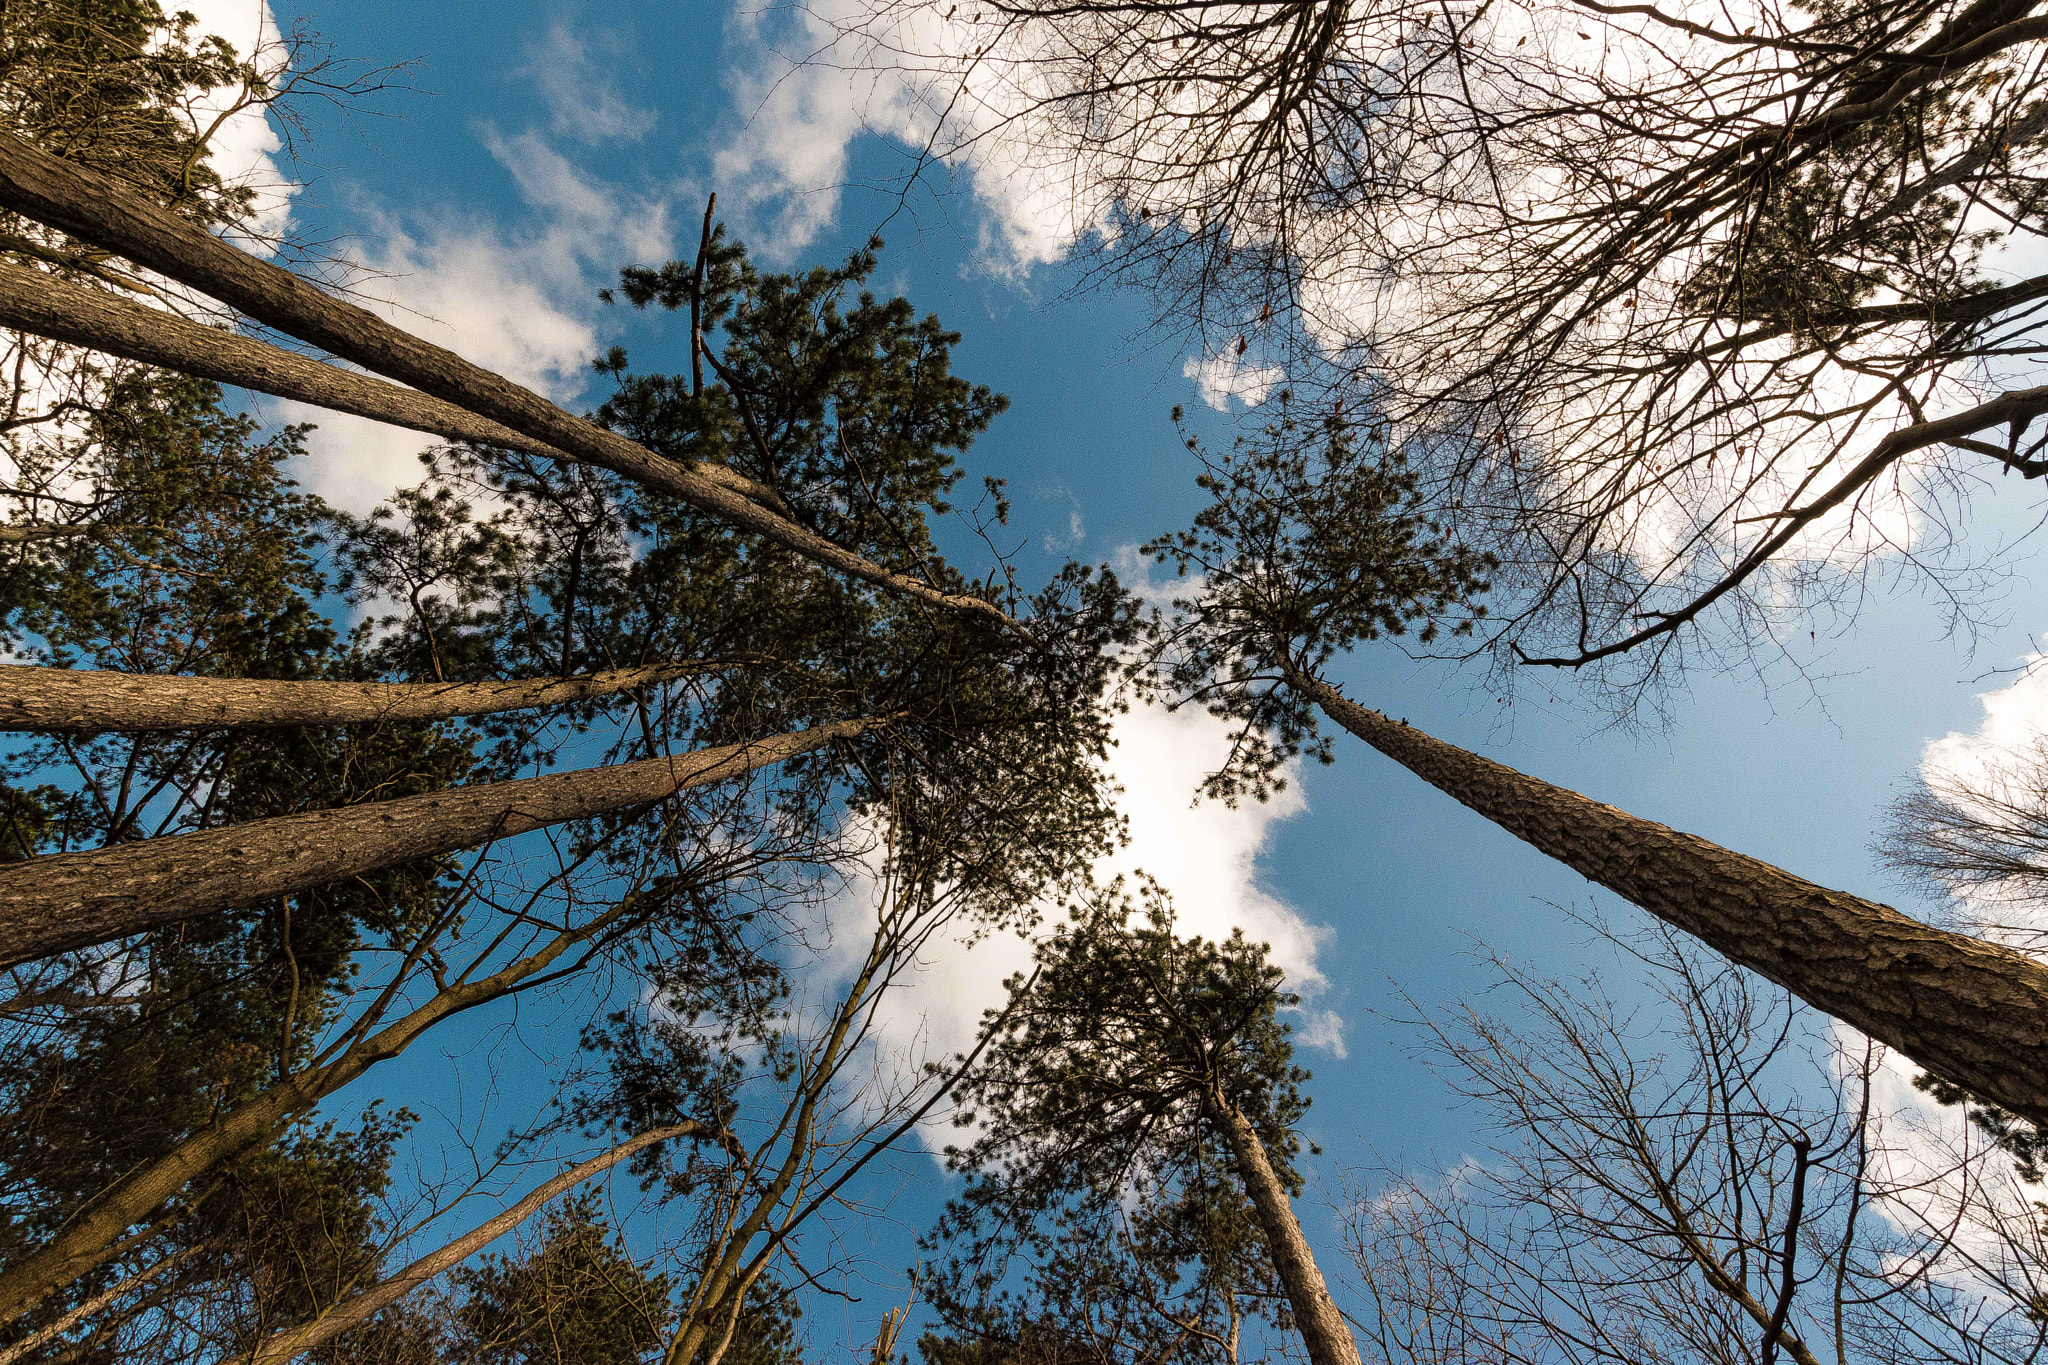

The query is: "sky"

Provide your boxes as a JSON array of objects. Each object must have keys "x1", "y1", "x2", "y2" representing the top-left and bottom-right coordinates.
[{"x1": 164, "y1": 0, "x2": 2048, "y2": 1352}]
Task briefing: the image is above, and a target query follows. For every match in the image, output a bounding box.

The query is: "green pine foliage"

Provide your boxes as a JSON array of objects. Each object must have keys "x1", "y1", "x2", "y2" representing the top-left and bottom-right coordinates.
[
  {"x1": 1140, "y1": 398, "x2": 1494, "y2": 802},
  {"x1": 921, "y1": 889, "x2": 1305, "y2": 1365}
]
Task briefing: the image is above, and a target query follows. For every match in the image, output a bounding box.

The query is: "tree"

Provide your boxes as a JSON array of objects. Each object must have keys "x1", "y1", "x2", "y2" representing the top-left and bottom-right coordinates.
[
  {"x1": 1347, "y1": 925, "x2": 2048, "y2": 1365},
  {"x1": 0, "y1": 215, "x2": 1129, "y2": 1360},
  {"x1": 925, "y1": 888, "x2": 1352, "y2": 1365},
  {"x1": 0, "y1": 132, "x2": 1011, "y2": 626},
  {"x1": 1140, "y1": 404, "x2": 2048, "y2": 1123},
  {"x1": 837, "y1": 0, "x2": 2048, "y2": 698},
  {"x1": 451, "y1": 1195, "x2": 674, "y2": 1365}
]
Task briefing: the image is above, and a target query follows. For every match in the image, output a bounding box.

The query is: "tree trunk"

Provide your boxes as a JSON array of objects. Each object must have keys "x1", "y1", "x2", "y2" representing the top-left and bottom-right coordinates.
[
  {"x1": 0, "y1": 660, "x2": 739, "y2": 732},
  {"x1": 0, "y1": 260, "x2": 787, "y2": 514},
  {"x1": 0, "y1": 136, "x2": 1010, "y2": 628},
  {"x1": 1286, "y1": 666, "x2": 2048, "y2": 1126},
  {"x1": 0, "y1": 717, "x2": 876, "y2": 967},
  {"x1": 1203, "y1": 1085, "x2": 1363, "y2": 1365},
  {"x1": 0, "y1": 883, "x2": 656, "y2": 1327},
  {"x1": 246, "y1": 1121, "x2": 725, "y2": 1365}
]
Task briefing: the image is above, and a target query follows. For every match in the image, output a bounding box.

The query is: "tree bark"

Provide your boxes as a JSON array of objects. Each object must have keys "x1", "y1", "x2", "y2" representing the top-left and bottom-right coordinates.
[
  {"x1": 0, "y1": 260, "x2": 787, "y2": 513},
  {"x1": 1203, "y1": 1085, "x2": 1363, "y2": 1365},
  {"x1": 0, "y1": 136, "x2": 1011, "y2": 628},
  {"x1": 0, "y1": 660, "x2": 739, "y2": 732},
  {"x1": 0, "y1": 881, "x2": 659, "y2": 1328},
  {"x1": 245, "y1": 1121, "x2": 725, "y2": 1365},
  {"x1": 1285, "y1": 666, "x2": 2048, "y2": 1126},
  {"x1": 0, "y1": 716, "x2": 876, "y2": 967}
]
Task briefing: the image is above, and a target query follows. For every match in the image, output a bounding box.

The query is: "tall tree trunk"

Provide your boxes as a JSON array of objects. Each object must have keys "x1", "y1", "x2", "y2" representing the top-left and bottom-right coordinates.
[
  {"x1": 0, "y1": 260, "x2": 787, "y2": 513},
  {"x1": 0, "y1": 880, "x2": 660, "y2": 1327},
  {"x1": 246, "y1": 1120, "x2": 728, "y2": 1365},
  {"x1": 0, "y1": 717, "x2": 877, "y2": 967},
  {"x1": 1202, "y1": 1085, "x2": 1363, "y2": 1365},
  {"x1": 1284, "y1": 665, "x2": 2048, "y2": 1125},
  {"x1": 0, "y1": 136, "x2": 1010, "y2": 628},
  {"x1": 0, "y1": 660, "x2": 741, "y2": 732}
]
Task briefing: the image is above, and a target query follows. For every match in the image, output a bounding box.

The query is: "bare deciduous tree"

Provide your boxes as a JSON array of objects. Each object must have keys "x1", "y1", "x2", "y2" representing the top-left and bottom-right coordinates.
[
  {"x1": 835, "y1": 0, "x2": 2048, "y2": 698},
  {"x1": 1347, "y1": 926, "x2": 2048, "y2": 1365}
]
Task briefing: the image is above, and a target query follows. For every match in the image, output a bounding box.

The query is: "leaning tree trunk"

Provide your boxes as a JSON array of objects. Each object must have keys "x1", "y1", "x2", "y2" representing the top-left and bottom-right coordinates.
[
  {"x1": 0, "y1": 260, "x2": 787, "y2": 511},
  {"x1": 0, "y1": 135, "x2": 1010, "y2": 628},
  {"x1": 0, "y1": 660, "x2": 742, "y2": 732},
  {"x1": 1203, "y1": 1085, "x2": 1363, "y2": 1365},
  {"x1": 0, "y1": 717, "x2": 877, "y2": 967},
  {"x1": 1284, "y1": 666, "x2": 2048, "y2": 1126}
]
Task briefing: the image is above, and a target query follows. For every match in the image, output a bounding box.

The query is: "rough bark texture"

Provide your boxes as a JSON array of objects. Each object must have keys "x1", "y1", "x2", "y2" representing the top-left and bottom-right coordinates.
[
  {"x1": 0, "y1": 137, "x2": 1011, "y2": 628},
  {"x1": 247, "y1": 1121, "x2": 721, "y2": 1365},
  {"x1": 0, "y1": 660, "x2": 734, "y2": 732},
  {"x1": 0, "y1": 261, "x2": 788, "y2": 512},
  {"x1": 0, "y1": 717, "x2": 873, "y2": 967},
  {"x1": 1204, "y1": 1087, "x2": 1364, "y2": 1365},
  {"x1": 1289, "y1": 668, "x2": 2048, "y2": 1126}
]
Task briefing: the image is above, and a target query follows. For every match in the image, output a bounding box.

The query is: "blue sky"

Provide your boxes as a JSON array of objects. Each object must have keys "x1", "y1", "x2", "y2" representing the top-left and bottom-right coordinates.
[{"x1": 185, "y1": 0, "x2": 2048, "y2": 1350}]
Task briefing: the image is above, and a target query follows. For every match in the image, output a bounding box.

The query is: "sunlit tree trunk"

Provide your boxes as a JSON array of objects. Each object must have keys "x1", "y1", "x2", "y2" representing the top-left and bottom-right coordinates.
[
  {"x1": 0, "y1": 134, "x2": 1010, "y2": 626},
  {"x1": 1203, "y1": 1084, "x2": 1363, "y2": 1365},
  {"x1": 0, "y1": 716, "x2": 876, "y2": 966},
  {"x1": 0, "y1": 259, "x2": 788, "y2": 513},
  {"x1": 0, "y1": 660, "x2": 742, "y2": 732},
  {"x1": 1285, "y1": 665, "x2": 2048, "y2": 1125}
]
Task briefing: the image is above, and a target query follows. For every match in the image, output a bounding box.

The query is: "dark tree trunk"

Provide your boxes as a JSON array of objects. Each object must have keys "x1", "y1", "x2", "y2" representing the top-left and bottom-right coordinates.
[
  {"x1": 0, "y1": 260, "x2": 787, "y2": 512},
  {"x1": 1286, "y1": 666, "x2": 2048, "y2": 1126},
  {"x1": 0, "y1": 136, "x2": 1009, "y2": 627},
  {"x1": 0, "y1": 717, "x2": 875, "y2": 967},
  {"x1": 1203, "y1": 1086, "x2": 1363, "y2": 1365},
  {"x1": 0, "y1": 660, "x2": 738, "y2": 732}
]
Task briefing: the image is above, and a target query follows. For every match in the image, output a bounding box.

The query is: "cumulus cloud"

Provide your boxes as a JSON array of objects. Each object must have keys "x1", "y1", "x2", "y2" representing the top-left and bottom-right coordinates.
[
  {"x1": 179, "y1": 0, "x2": 298, "y2": 245},
  {"x1": 1183, "y1": 350, "x2": 1285, "y2": 412},
  {"x1": 804, "y1": 635, "x2": 1337, "y2": 1155},
  {"x1": 1896, "y1": 650, "x2": 2048, "y2": 947},
  {"x1": 1919, "y1": 655, "x2": 2048, "y2": 813},
  {"x1": 711, "y1": 1, "x2": 1105, "y2": 265},
  {"x1": 277, "y1": 114, "x2": 674, "y2": 512}
]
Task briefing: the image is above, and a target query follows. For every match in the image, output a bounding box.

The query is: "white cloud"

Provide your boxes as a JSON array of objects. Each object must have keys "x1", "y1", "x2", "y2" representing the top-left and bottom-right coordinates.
[
  {"x1": 1183, "y1": 351, "x2": 1285, "y2": 412},
  {"x1": 711, "y1": 0, "x2": 1106, "y2": 265},
  {"x1": 1905, "y1": 650, "x2": 2048, "y2": 946},
  {"x1": 520, "y1": 25, "x2": 658, "y2": 145},
  {"x1": 280, "y1": 122, "x2": 674, "y2": 512},
  {"x1": 178, "y1": 0, "x2": 297, "y2": 245},
  {"x1": 1920, "y1": 655, "x2": 2048, "y2": 803},
  {"x1": 711, "y1": 41, "x2": 876, "y2": 260},
  {"x1": 805, "y1": 686, "x2": 1337, "y2": 1158}
]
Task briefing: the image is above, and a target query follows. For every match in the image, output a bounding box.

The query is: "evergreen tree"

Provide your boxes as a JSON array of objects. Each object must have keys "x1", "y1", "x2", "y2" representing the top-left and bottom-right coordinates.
[
  {"x1": 453, "y1": 1195, "x2": 674, "y2": 1365},
  {"x1": 924, "y1": 889, "x2": 1334, "y2": 1365}
]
